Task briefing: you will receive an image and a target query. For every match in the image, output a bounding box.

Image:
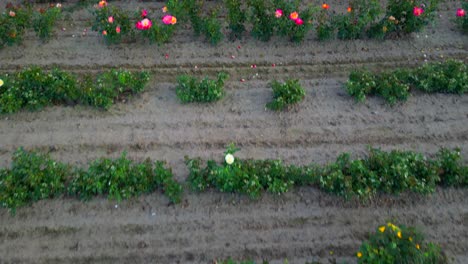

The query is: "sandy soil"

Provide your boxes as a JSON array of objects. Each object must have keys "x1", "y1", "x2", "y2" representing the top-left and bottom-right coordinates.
[{"x1": 0, "y1": 0, "x2": 467, "y2": 263}]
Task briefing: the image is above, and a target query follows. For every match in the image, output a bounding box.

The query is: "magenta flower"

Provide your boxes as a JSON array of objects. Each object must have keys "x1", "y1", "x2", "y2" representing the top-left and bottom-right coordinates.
[
  {"x1": 456, "y1": 8, "x2": 466, "y2": 17},
  {"x1": 162, "y1": 15, "x2": 177, "y2": 25},
  {"x1": 141, "y1": 9, "x2": 148, "y2": 18},
  {"x1": 136, "y1": 18, "x2": 152, "y2": 30},
  {"x1": 413, "y1": 6, "x2": 424, "y2": 17},
  {"x1": 295, "y1": 18, "x2": 304, "y2": 25},
  {"x1": 108, "y1": 16, "x2": 114, "y2": 23},
  {"x1": 275, "y1": 9, "x2": 283, "y2": 18}
]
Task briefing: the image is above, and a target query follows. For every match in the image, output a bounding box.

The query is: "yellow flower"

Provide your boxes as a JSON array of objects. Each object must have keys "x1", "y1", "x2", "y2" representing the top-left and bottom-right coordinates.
[
  {"x1": 409, "y1": 237, "x2": 413, "y2": 242},
  {"x1": 379, "y1": 226, "x2": 386, "y2": 233},
  {"x1": 0, "y1": 79, "x2": 3, "y2": 87},
  {"x1": 416, "y1": 244, "x2": 420, "y2": 250},
  {"x1": 397, "y1": 231, "x2": 402, "y2": 239},
  {"x1": 357, "y1": 252, "x2": 363, "y2": 258},
  {"x1": 383, "y1": 26, "x2": 388, "y2": 33}
]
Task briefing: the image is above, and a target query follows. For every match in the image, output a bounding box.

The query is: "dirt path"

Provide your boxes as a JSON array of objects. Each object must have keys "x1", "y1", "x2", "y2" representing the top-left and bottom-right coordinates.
[{"x1": 0, "y1": 1, "x2": 467, "y2": 263}]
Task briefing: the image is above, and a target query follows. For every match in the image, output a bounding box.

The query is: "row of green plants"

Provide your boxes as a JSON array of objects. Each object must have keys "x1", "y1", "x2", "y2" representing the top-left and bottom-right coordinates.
[
  {"x1": 345, "y1": 59, "x2": 468, "y2": 105},
  {"x1": 220, "y1": 222, "x2": 447, "y2": 264},
  {"x1": 0, "y1": 148, "x2": 182, "y2": 213},
  {"x1": 455, "y1": 2, "x2": 467, "y2": 34},
  {"x1": 0, "y1": 3, "x2": 62, "y2": 47},
  {"x1": 0, "y1": 145, "x2": 466, "y2": 213},
  {"x1": 0, "y1": 67, "x2": 150, "y2": 113},
  {"x1": 187, "y1": 144, "x2": 467, "y2": 199}
]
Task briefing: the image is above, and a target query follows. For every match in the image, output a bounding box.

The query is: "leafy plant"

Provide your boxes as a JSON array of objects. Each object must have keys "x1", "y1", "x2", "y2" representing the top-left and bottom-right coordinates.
[
  {"x1": 68, "y1": 153, "x2": 182, "y2": 203},
  {"x1": 455, "y1": 3, "x2": 467, "y2": 34},
  {"x1": 357, "y1": 223, "x2": 447, "y2": 263},
  {"x1": 0, "y1": 148, "x2": 70, "y2": 213},
  {"x1": 32, "y1": 4, "x2": 62, "y2": 41},
  {"x1": 225, "y1": 0, "x2": 246, "y2": 40},
  {"x1": 409, "y1": 60, "x2": 468, "y2": 94},
  {"x1": 316, "y1": 5, "x2": 335, "y2": 41},
  {"x1": 176, "y1": 72, "x2": 229, "y2": 103},
  {"x1": 183, "y1": 0, "x2": 204, "y2": 36},
  {"x1": 90, "y1": 2, "x2": 133, "y2": 44},
  {"x1": 202, "y1": 9, "x2": 223, "y2": 45},
  {"x1": 247, "y1": 0, "x2": 275, "y2": 41},
  {"x1": 435, "y1": 148, "x2": 468, "y2": 187},
  {"x1": 266, "y1": 79, "x2": 305, "y2": 111},
  {"x1": 0, "y1": 4, "x2": 31, "y2": 48},
  {"x1": 136, "y1": 9, "x2": 177, "y2": 45},
  {"x1": 334, "y1": 0, "x2": 381, "y2": 40}
]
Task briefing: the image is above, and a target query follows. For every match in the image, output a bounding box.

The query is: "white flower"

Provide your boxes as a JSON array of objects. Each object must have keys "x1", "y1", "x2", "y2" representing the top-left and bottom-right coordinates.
[
  {"x1": 225, "y1": 154, "x2": 234, "y2": 165},
  {"x1": 56, "y1": 3, "x2": 62, "y2": 8}
]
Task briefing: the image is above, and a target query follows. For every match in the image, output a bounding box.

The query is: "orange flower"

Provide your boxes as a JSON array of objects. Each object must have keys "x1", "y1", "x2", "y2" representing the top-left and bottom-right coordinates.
[
  {"x1": 162, "y1": 6, "x2": 168, "y2": 13},
  {"x1": 170, "y1": 16, "x2": 177, "y2": 25},
  {"x1": 98, "y1": 0, "x2": 107, "y2": 8},
  {"x1": 289, "y1": 11, "x2": 299, "y2": 20},
  {"x1": 347, "y1": 7, "x2": 352, "y2": 12},
  {"x1": 322, "y1": 3, "x2": 330, "y2": 10}
]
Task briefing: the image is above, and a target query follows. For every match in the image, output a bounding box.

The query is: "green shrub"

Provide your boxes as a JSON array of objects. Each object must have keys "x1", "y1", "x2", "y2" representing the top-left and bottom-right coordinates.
[
  {"x1": 455, "y1": 2, "x2": 468, "y2": 34},
  {"x1": 316, "y1": 6, "x2": 335, "y2": 41},
  {"x1": 369, "y1": 0, "x2": 440, "y2": 38},
  {"x1": 32, "y1": 5, "x2": 62, "y2": 41},
  {"x1": 266, "y1": 79, "x2": 305, "y2": 111},
  {"x1": 68, "y1": 153, "x2": 182, "y2": 203},
  {"x1": 345, "y1": 60, "x2": 467, "y2": 105},
  {"x1": 247, "y1": 0, "x2": 275, "y2": 41},
  {"x1": 334, "y1": 0, "x2": 381, "y2": 40},
  {"x1": 183, "y1": 0, "x2": 204, "y2": 36},
  {"x1": 176, "y1": 72, "x2": 229, "y2": 103},
  {"x1": 225, "y1": 0, "x2": 246, "y2": 40},
  {"x1": 357, "y1": 223, "x2": 447, "y2": 264},
  {"x1": 435, "y1": 148, "x2": 468, "y2": 187},
  {"x1": 202, "y1": 9, "x2": 223, "y2": 45},
  {"x1": 91, "y1": 3, "x2": 133, "y2": 44},
  {"x1": 0, "y1": 5, "x2": 31, "y2": 48},
  {"x1": 273, "y1": 0, "x2": 316, "y2": 43},
  {"x1": 0, "y1": 67, "x2": 150, "y2": 113},
  {"x1": 0, "y1": 148, "x2": 70, "y2": 213}
]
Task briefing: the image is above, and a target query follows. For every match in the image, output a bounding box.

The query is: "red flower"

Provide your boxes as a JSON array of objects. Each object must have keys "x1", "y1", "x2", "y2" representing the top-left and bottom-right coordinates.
[
  {"x1": 456, "y1": 8, "x2": 466, "y2": 17},
  {"x1": 413, "y1": 6, "x2": 424, "y2": 17},
  {"x1": 116, "y1": 26, "x2": 121, "y2": 33},
  {"x1": 322, "y1": 3, "x2": 330, "y2": 10},
  {"x1": 102, "y1": 30, "x2": 107, "y2": 35},
  {"x1": 136, "y1": 18, "x2": 152, "y2": 30},
  {"x1": 347, "y1": 7, "x2": 352, "y2": 13},
  {"x1": 141, "y1": 9, "x2": 148, "y2": 18},
  {"x1": 295, "y1": 18, "x2": 304, "y2": 25}
]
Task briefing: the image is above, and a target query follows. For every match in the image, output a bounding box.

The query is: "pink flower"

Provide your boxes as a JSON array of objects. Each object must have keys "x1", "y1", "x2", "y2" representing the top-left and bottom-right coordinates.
[
  {"x1": 275, "y1": 9, "x2": 283, "y2": 18},
  {"x1": 108, "y1": 16, "x2": 114, "y2": 23},
  {"x1": 162, "y1": 15, "x2": 175, "y2": 25},
  {"x1": 9, "y1": 11, "x2": 15, "y2": 17},
  {"x1": 136, "y1": 18, "x2": 152, "y2": 30},
  {"x1": 295, "y1": 18, "x2": 304, "y2": 25},
  {"x1": 456, "y1": 8, "x2": 466, "y2": 17},
  {"x1": 289, "y1": 11, "x2": 299, "y2": 21},
  {"x1": 413, "y1": 7, "x2": 424, "y2": 17},
  {"x1": 102, "y1": 30, "x2": 107, "y2": 35},
  {"x1": 141, "y1": 9, "x2": 148, "y2": 18},
  {"x1": 116, "y1": 26, "x2": 121, "y2": 33}
]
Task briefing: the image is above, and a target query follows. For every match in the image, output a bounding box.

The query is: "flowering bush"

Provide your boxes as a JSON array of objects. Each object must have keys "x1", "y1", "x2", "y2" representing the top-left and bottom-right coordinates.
[
  {"x1": 135, "y1": 9, "x2": 177, "y2": 44},
  {"x1": 316, "y1": 4, "x2": 335, "y2": 41},
  {"x1": 225, "y1": 0, "x2": 246, "y2": 39},
  {"x1": 333, "y1": 0, "x2": 382, "y2": 40},
  {"x1": 455, "y1": 3, "x2": 467, "y2": 34},
  {"x1": 266, "y1": 79, "x2": 306, "y2": 111},
  {"x1": 0, "y1": 4, "x2": 31, "y2": 48},
  {"x1": 91, "y1": 0, "x2": 132, "y2": 44},
  {"x1": 369, "y1": 0, "x2": 440, "y2": 38},
  {"x1": 176, "y1": 72, "x2": 229, "y2": 103},
  {"x1": 357, "y1": 223, "x2": 447, "y2": 263},
  {"x1": 32, "y1": 4, "x2": 62, "y2": 41}
]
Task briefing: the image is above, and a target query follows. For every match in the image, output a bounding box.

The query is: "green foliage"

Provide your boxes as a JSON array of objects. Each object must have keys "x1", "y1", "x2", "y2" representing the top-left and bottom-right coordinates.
[
  {"x1": 316, "y1": 8, "x2": 335, "y2": 41},
  {"x1": 0, "y1": 148, "x2": 70, "y2": 213},
  {"x1": 68, "y1": 153, "x2": 182, "y2": 203},
  {"x1": 91, "y1": 3, "x2": 133, "y2": 44},
  {"x1": 32, "y1": 5, "x2": 62, "y2": 41},
  {"x1": 0, "y1": 67, "x2": 150, "y2": 113},
  {"x1": 345, "y1": 60, "x2": 467, "y2": 105},
  {"x1": 266, "y1": 79, "x2": 305, "y2": 111},
  {"x1": 357, "y1": 223, "x2": 447, "y2": 264},
  {"x1": 136, "y1": 8, "x2": 176, "y2": 45},
  {"x1": 176, "y1": 72, "x2": 229, "y2": 103},
  {"x1": 455, "y1": 2, "x2": 468, "y2": 34},
  {"x1": 435, "y1": 148, "x2": 468, "y2": 187},
  {"x1": 369, "y1": 0, "x2": 440, "y2": 38},
  {"x1": 225, "y1": 0, "x2": 246, "y2": 40},
  {"x1": 187, "y1": 145, "x2": 466, "y2": 199},
  {"x1": 183, "y1": 0, "x2": 204, "y2": 36},
  {"x1": 202, "y1": 10, "x2": 223, "y2": 45},
  {"x1": 0, "y1": 5, "x2": 31, "y2": 48},
  {"x1": 247, "y1": 0, "x2": 275, "y2": 41},
  {"x1": 334, "y1": 0, "x2": 382, "y2": 40}
]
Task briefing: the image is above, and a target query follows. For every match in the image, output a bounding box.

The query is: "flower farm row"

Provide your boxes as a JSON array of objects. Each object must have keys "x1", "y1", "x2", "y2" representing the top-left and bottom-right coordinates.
[
  {"x1": 1, "y1": 0, "x2": 467, "y2": 47},
  {"x1": 0, "y1": 60, "x2": 466, "y2": 113}
]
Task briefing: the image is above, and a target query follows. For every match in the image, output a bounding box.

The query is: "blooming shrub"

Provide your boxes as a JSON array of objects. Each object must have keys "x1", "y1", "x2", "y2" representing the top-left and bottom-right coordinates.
[
  {"x1": 135, "y1": 9, "x2": 177, "y2": 44},
  {"x1": 266, "y1": 79, "x2": 305, "y2": 111},
  {"x1": 0, "y1": 67, "x2": 150, "y2": 113},
  {"x1": 345, "y1": 60, "x2": 467, "y2": 105},
  {"x1": 68, "y1": 153, "x2": 182, "y2": 203},
  {"x1": 32, "y1": 4, "x2": 62, "y2": 41},
  {"x1": 436, "y1": 148, "x2": 468, "y2": 187},
  {"x1": 455, "y1": 3, "x2": 467, "y2": 33},
  {"x1": 369, "y1": 0, "x2": 440, "y2": 38},
  {"x1": 316, "y1": 4, "x2": 335, "y2": 41},
  {"x1": 357, "y1": 223, "x2": 447, "y2": 263},
  {"x1": 0, "y1": 148, "x2": 70, "y2": 213},
  {"x1": 0, "y1": 4, "x2": 31, "y2": 48},
  {"x1": 175, "y1": 72, "x2": 229, "y2": 103},
  {"x1": 91, "y1": 1, "x2": 132, "y2": 44},
  {"x1": 333, "y1": 0, "x2": 382, "y2": 40}
]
